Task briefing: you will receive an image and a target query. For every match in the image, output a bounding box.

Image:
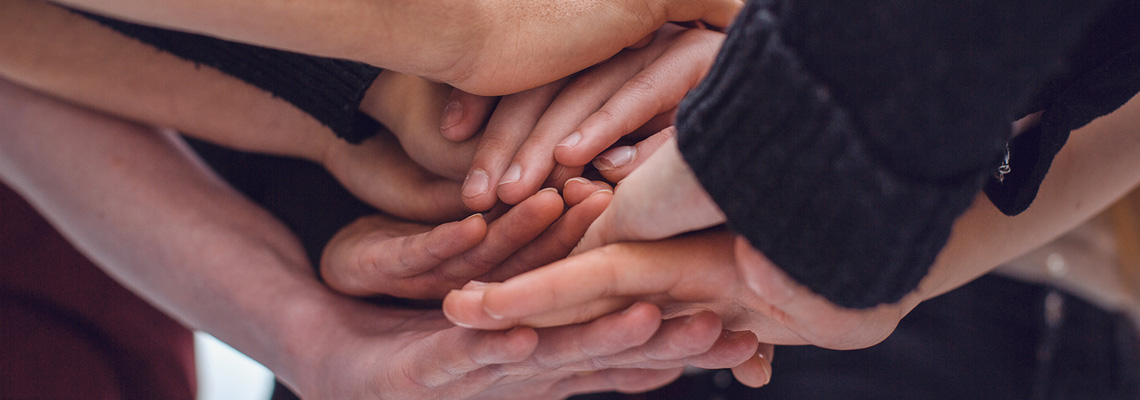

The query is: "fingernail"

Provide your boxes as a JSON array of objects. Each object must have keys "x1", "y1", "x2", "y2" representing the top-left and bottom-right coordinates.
[
  {"x1": 442, "y1": 298, "x2": 477, "y2": 329},
  {"x1": 440, "y1": 100, "x2": 463, "y2": 130},
  {"x1": 549, "y1": 164, "x2": 567, "y2": 182},
  {"x1": 583, "y1": 189, "x2": 613, "y2": 201},
  {"x1": 593, "y1": 146, "x2": 637, "y2": 171},
  {"x1": 538, "y1": 187, "x2": 559, "y2": 194},
  {"x1": 483, "y1": 306, "x2": 505, "y2": 320},
  {"x1": 462, "y1": 169, "x2": 490, "y2": 198},
  {"x1": 565, "y1": 177, "x2": 590, "y2": 187},
  {"x1": 464, "y1": 280, "x2": 490, "y2": 290},
  {"x1": 761, "y1": 361, "x2": 772, "y2": 386},
  {"x1": 499, "y1": 163, "x2": 522, "y2": 185},
  {"x1": 462, "y1": 213, "x2": 484, "y2": 222},
  {"x1": 557, "y1": 132, "x2": 582, "y2": 148}
]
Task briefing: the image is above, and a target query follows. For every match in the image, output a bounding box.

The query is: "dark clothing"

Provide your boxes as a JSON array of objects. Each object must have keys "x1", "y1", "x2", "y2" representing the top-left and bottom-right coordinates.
[
  {"x1": 0, "y1": 184, "x2": 196, "y2": 400},
  {"x1": 573, "y1": 275, "x2": 1140, "y2": 400},
  {"x1": 77, "y1": 11, "x2": 383, "y2": 144},
  {"x1": 677, "y1": 0, "x2": 1140, "y2": 308}
]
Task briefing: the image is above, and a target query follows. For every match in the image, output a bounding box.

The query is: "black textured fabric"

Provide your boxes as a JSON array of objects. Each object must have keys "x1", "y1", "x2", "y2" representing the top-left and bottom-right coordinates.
[
  {"x1": 78, "y1": 12, "x2": 383, "y2": 144},
  {"x1": 676, "y1": 0, "x2": 1123, "y2": 308},
  {"x1": 986, "y1": 1, "x2": 1140, "y2": 214}
]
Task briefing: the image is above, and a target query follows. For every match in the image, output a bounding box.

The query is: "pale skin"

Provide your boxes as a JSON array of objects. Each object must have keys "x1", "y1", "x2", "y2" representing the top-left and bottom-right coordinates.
[
  {"x1": 46, "y1": 0, "x2": 742, "y2": 95},
  {"x1": 0, "y1": 78, "x2": 768, "y2": 399},
  {"x1": 0, "y1": 1, "x2": 725, "y2": 221},
  {"x1": 443, "y1": 91, "x2": 1140, "y2": 354},
  {"x1": 0, "y1": 0, "x2": 469, "y2": 222}
]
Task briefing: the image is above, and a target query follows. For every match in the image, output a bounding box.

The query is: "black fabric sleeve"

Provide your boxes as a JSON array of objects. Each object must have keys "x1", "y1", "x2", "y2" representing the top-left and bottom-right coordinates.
[
  {"x1": 986, "y1": 1, "x2": 1140, "y2": 215},
  {"x1": 676, "y1": 0, "x2": 1117, "y2": 308},
  {"x1": 78, "y1": 12, "x2": 383, "y2": 144}
]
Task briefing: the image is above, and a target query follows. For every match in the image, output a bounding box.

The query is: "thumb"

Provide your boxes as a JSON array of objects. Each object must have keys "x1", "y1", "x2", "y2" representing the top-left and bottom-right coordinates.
[{"x1": 572, "y1": 154, "x2": 725, "y2": 254}]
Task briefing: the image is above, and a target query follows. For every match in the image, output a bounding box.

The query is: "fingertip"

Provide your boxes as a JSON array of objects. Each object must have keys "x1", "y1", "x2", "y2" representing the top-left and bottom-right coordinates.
[
  {"x1": 480, "y1": 282, "x2": 536, "y2": 321},
  {"x1": 499, "y1": 326, "x2": 540, "y2": 362},
  {"x1": 552, "y1": 134, "x2": 599, "y2": 168},
  {"x1": 440, "y1": 89, "x2": 495, "y2": 142},
  {"x1": 730, "y1": 350, "x2": 772, "y2": 388},
  {"x1": 532, "y1": 187, "x2": 567, "y2": 211},
  {"x1": 442, "y1": 288, "x2": 518, "y2": 330},
  {"x1": 563, "y1": 178, "x2": 608, "y2": 206}
]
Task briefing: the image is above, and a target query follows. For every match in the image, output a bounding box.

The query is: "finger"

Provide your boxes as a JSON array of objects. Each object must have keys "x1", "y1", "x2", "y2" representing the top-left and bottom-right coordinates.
[
  {"x1": 595, "y1": 126, "x2": 678, "y2": 183},
  {"x1": 554, "y1": 29, "x2": 723, "y2": 167},
  {"x1": 383, "y1": 214, "x2": 488, "y2": 278},
  {"x1": 542, "y1": 164, "x2": 584, "y2": 194},
  {"x1": 562, "y1": 178, "x2": 614, "y2": 207},
  {"x1": 683, "y1": 330, "x2": 760, "y2": 370},
  {"x1": 440, "y1": 88, "x2": 498, "y2": 142},
  {"x1": 331, "y1": 131, "x2": 471, "y2": 222},
  {"x1": 496, "y1": 29, "x2": 681, "y2": 205},
  {"x1": 730, "y1": 343, "x2": 774, "y2": 388},
  {"x1": 484, "y1": 234, "x2": 734, "y2": 323},
  {"x1": 462, "y1": 80, "x2": 567, "y2": 211},
  {"x1": 480, "y1": 189, "x2": 612, "y2": 282},
  {"x1": 481, "y1": 246, "x2": 682, "y2": 320},
  {"x1": 439, "y1": 188, "x2": 563, "y2": 281},
  {"x1": 325, "y1": 214, "x2": 488, "y2": 296},
  {"x1": 503, "y1": 302, "x2": 661, "y2": 375},
  {"x1": 576, "y1": 310, "x2": 722, "y2": 370},
  {"x1": 549, "y1": 368, "x2": 684, "y2": 399},
  {"x1": 410, "y1": 326, "x2": 539, "y2": 388},
  {"x1": 626, "y1": 106, "x2": 677, "y2": 140},
  {"x1": 443, "y1": 287, "x2": 633, "y2": 330}
]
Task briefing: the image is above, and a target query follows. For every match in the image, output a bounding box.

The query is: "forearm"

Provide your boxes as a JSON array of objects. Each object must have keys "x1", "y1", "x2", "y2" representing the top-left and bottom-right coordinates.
[
  {"x1": 0, "y1": 0, "x2": 336, "y2": 161},
  {"x1": 918, "y1": 92, "x2": 1140, "y2": 301},
  {"x1": 0, "y1": 79, "x2": 331, "y2": 386},
  {"x1": 46, "y1": 0, "x2": 482, "y2": 79}
]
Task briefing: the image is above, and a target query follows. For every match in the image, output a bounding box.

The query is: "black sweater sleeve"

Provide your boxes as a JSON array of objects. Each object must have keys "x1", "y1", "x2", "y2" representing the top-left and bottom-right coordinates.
[
  {"x1": 78, "y1": 12, "x2": 383, "y2": 144},
  {"x1": 676, "y1": 0, "x2": 1118, "y2": 308}
]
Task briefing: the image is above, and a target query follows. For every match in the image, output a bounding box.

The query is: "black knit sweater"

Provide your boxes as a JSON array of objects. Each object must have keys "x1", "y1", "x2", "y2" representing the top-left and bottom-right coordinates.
[
  {"x1": 677, "y1": 0, "x2": 1140, "y2": 308},
  {"x1": 78, "y1": 12, "x2": 383, "y2": 144}
]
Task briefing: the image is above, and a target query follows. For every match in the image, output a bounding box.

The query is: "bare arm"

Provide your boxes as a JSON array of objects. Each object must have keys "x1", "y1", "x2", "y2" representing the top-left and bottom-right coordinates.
[
  {"x1": 0, "y1": 78, "x2": 763, "y2": 398},
  {"x1": 43, "y1": 0, "x2": 740, "y2": 95}
]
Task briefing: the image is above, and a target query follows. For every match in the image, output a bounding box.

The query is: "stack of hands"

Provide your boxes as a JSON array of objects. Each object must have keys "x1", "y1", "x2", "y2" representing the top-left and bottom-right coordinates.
[
  {"x1": 10, "y1": 0, "x2": 1140, "y2": 398},
  {"x1": 306, "y1": 22, "x2": 924, "y2": 398}
]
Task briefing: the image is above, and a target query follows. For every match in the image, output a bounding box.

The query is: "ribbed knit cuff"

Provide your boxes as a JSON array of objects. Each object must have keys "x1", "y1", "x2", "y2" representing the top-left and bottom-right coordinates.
[
  {"x1": 676, "y1": 1, "x2": 985, "y2": 309},
  {"x1": 79, "y1": 12, "x2": 383, "y2": 144}
]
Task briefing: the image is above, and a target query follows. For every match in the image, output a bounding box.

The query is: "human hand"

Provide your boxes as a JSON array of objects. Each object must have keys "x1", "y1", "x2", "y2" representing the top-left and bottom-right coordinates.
[
  {"x1": 360, "y1": 71, "x2": 496, "y2": 181},
  {"x1": 319, "y1": 186, "x2": 610, "y2": 299},
  {"x1": 575, "y1": 133, "x2": 726, "y2": 253},
  {"x1": 455, "y1": 25, "x2": 726, "y2": 211},
  {"x1": 443, "y1": 230, "x2": 917, "y2": 351},
  {"x1": 286, "y1": 293, "x2": 764, "y2": 399},
  {"x1": 320, "y1": 129, "x2": 471, "y2": 223}
]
